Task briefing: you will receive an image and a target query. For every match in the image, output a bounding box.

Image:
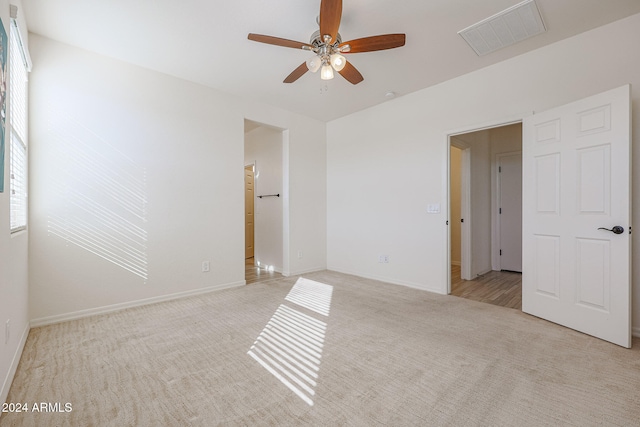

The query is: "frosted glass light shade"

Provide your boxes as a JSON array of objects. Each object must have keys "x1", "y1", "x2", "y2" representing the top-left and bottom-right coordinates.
[
  {"x1": 320, "y1": 63, "x2": 334, "y2": 80},
  {"x1": 330, "y1": 53, "x2": 346, "y2": 71},
  {"x1": 306, "y1": 55, "x2": 322, "y2": 73}
]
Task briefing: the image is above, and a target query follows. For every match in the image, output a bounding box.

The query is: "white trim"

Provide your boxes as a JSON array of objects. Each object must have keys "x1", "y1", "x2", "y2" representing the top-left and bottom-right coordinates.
[
  {"x1": 285, "y1": 266, "x2": 326, "y2": 277},
  {"x1": 442, "y1": 139, "x2": 451, "y2": 295},
  {"x1": 445, "y1": 114, "x2": 527, "y2": 139},
  {"x1": 328, "y1": 267, "x2": 444, "y2": 295},
  {"x1": 244, "y1": 162, "x2": 256, "y2": 261},
  {"x1": 282, "y1": 129, "x2": 291, "y2": 276},
  {"x1": 449, "y1": 139, "x2": 472, "y2": 283},
  {"x1": 0, "y1": 322, "x2": 30, "y2": 408},
  {"x1": 30, "y1": 281, "x2": 245, "y2": 328}
]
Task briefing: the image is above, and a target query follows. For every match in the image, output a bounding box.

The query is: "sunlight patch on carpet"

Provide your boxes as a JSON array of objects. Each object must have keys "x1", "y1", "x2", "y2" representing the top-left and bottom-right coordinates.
[
  {"x1": 285, "y1": 278, "x2": 334, "y2": 316},
  {"x1": 248, "y1": 278, "x2": 333, "y2": 406}
]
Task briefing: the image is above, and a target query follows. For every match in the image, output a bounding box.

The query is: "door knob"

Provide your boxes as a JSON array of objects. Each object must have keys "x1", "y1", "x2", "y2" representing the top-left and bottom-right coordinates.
[{"x1": 598, "y1": 226, "x2": 624, "y2": 234}]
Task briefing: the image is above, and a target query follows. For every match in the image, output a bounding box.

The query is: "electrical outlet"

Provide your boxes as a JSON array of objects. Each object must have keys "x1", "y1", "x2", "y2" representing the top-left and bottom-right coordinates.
[
  {"x1": 202, "y1": 261, "x2": 210, "y2": 272},
  {"x1": 5, "y1": 319, "x2": 10, "y2": 345},
  {"x1": 378, "y1": 255, "x2": 390, "y2": 263},
  {"x1": 298, "y1": 251, "x2": 303, "y2": 259}
]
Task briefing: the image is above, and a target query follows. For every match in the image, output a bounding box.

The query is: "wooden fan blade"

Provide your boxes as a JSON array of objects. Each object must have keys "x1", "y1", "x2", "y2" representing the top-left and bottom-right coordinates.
[
  {"x1": 248, "y1": 33, "x2": 312, "y2": 50},
  {"x1": 319, "y1": 0, "x2": 342, "y2": 44},
  {"x1": 338, "y1": 62, "x2": 364, "y2": 85},
  {"x1": 340, "y1": 34, "x2": 406, "y2": 53},
  {"x1": 284, "y1": 62, "x2": 309, "y2": 83}
]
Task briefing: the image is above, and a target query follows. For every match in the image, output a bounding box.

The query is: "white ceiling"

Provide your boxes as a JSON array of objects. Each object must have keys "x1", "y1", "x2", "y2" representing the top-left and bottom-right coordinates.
[{"x1": 22, "y1": 0, "x2": 640, "y2": 122}]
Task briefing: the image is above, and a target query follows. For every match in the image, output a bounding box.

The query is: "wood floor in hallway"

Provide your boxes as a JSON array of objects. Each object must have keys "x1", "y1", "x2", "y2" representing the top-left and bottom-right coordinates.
[
  {"x1": 450, "y1": 264, "x2": 522, "y2": 310},
  {"x1": 245, "y1": 257, "x2": 284, "y2": 285},
  {"x1": 245, "y1": 258, "x2": 521, "y2": 309}
]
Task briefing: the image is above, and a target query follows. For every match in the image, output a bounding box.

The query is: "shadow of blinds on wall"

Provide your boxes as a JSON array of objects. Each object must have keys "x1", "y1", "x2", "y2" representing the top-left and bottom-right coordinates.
[{"x1": 46, "y1": 107, "x2": 149, "y2": 281}]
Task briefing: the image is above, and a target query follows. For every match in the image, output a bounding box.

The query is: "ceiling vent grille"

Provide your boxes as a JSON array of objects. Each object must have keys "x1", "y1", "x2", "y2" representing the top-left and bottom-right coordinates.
[{"x1": 458, "y1": 0, "x2": 546, "y2": 56}]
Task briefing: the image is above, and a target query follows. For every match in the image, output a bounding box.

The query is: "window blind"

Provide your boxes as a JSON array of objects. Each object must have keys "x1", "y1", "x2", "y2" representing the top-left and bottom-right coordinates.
[
  {"x1": 9, "y1": 19, "x2": 28, "y2": 232},
  {"x1": 10, "y1": 132, "x2": 26, "y2": 230}
]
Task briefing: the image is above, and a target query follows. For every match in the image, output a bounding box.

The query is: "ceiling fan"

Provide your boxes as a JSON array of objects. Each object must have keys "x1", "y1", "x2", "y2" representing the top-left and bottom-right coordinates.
[{"x1": 248, "y1": 0, "x2": 406, "y2": 85}]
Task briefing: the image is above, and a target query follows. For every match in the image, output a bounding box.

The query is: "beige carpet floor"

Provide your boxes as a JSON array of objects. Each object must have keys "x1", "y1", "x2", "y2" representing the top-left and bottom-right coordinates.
[{"x1": 3, "y1": 270, "x2": 640, "y2": 426}]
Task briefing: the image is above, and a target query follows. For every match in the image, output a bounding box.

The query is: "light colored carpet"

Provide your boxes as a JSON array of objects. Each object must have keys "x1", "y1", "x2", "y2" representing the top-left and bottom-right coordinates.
[{"x1": 3, "y1": 270, "x2": 640, "y2": 426}]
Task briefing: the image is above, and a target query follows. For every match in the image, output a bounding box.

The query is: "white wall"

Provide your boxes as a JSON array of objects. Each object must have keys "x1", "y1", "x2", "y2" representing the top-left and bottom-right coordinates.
[
  {"x1": 244, "y1": 125, "x2": 283, "y2": 272},
  {"x1": 1, "y1": 0, "x2": 30, "y2": 407},
  {"x1": 27, "y1": 34, "x2": 326, "y2": 324},
  {"x1": 243, "y1": 115, "x2": 327, "y2": 279},
  {"x1": 327, "y1": 13, "x2": 640, "y2": 334},
  {"x1": 458, "y1": 131, "x2": 493, "y2": 277}
]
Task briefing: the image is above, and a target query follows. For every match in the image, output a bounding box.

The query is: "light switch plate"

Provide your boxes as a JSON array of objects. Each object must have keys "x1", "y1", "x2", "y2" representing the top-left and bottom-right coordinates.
[{"x1": 427, "y1": 203, "x2": 440, "y2": 214}]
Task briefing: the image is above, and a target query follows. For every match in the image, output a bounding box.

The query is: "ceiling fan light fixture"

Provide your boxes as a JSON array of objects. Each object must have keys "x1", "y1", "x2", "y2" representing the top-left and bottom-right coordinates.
[
  {"x1": 306, "y1": 55, "x2": 323, "y2": 72},
  {"x1": 247, "y1": 0, "x2": 406, "y2": 84},
  {"x1": 330, "y1": 53, "x2": 346, "y2": 71},
  {"x1": 320, "y1": 63, "x2": 334, "y2": 80}
]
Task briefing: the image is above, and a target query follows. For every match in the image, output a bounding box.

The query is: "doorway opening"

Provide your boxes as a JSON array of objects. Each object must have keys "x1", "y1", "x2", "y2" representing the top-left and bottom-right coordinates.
[
  {"x1": 448, "y1": 122, "x2": 523, "y2": 310},
  {"x1": 244, "y1": 119, "x2": 289, "y2": 284}
]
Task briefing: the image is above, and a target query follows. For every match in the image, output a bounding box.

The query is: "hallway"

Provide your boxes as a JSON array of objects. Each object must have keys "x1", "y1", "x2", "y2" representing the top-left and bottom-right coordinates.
[{"x1": 451, "y1": 265, "x2": 521, "y2": 310}]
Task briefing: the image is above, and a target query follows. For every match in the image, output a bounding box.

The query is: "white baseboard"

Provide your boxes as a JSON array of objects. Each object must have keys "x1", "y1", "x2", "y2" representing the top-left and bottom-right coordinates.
[
  {"x1": 1, "y1": 322, "x2": 30, "y2": 409},
  {"x1": 286, "y1": 266, "x2": 326, "y2": 277},
  {"x1": 327, "y1": 267, "x2": 441, "y2": 294},
  {"x1": 30, "y1": 280, "x2": 245, "y2": 328},
  {"x1": 475, "y1": 268, "x2": 493, "y2": 277}
]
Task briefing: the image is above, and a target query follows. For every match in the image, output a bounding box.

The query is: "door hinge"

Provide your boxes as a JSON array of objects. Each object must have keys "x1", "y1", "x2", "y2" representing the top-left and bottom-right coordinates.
[
  {"x1": 446, "y1": 220, "x2": 449, "y2": 225},
  {"x1": 499, "y1": 208, "x2": 502, "y2": 214},
  {"x1": 461, "y1": 218, "x2": 464, "y2": 223},
  {"x1": 500, "y1": 249, "x2": 502, "y2": 256},
  {"x1": 499, "y1": 166, "x2": 502, "y2": 173}
]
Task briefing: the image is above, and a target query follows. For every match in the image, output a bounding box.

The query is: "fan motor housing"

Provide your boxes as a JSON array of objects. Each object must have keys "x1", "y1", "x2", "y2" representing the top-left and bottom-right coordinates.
[{"x1": 309, "y1": 30, "x2": 342, "y2": 48}]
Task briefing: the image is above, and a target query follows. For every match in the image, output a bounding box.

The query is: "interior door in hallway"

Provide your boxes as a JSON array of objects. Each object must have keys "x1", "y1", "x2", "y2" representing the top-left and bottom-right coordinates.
[
  {"x1": 498, "y1": 152, "x2": 522, "y2": 272},
  {"x1": 522, "y1": 85, "x2": 631, "y2": 348},
  {"x1": 245, "y1": 165, "x2": 255, "y2": 259}
]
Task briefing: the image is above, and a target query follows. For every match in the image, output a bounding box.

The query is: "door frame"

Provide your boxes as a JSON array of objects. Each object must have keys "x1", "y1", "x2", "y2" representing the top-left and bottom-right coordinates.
[
  {"x1": 444, "y1": 116, "x2": 524, "y2": 295},
  {"x1": 244, "y1": 162, "x2": 256, "y2": 261},
  {"x1": 449, "y1": 139, "x2": 472, "y2": 282}
]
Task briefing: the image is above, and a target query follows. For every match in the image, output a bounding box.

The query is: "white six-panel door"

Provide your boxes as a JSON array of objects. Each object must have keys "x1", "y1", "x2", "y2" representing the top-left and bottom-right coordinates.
[{"x1": 522, "y1": 85, "x2": 631, "y2": 348}]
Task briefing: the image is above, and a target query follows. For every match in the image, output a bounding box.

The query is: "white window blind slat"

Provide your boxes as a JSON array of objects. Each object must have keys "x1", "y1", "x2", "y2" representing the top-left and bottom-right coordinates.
[
  {"x1": 9, "y1": 19, "x2": 28, "y2": 232},
  {"x1": 10, "y1": 133, "x2": 27, "y2": 230}
]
